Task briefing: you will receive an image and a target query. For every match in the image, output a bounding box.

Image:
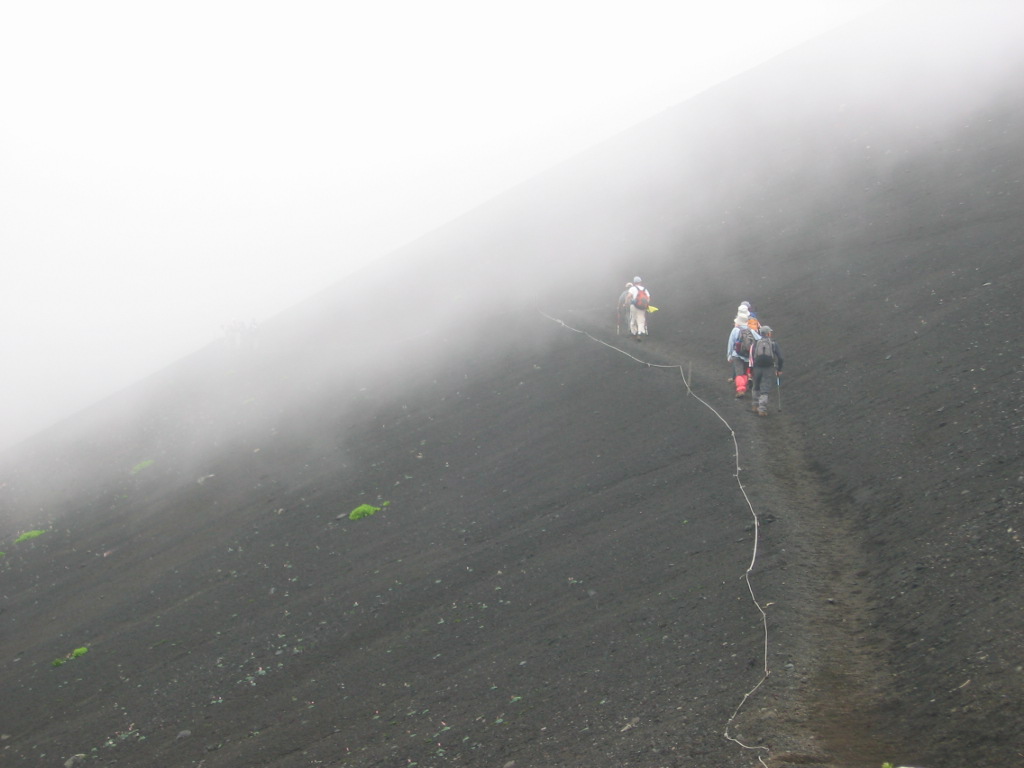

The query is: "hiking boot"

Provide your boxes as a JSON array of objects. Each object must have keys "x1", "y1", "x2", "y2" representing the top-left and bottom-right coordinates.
[
  {"x1": 757, "y1": 410, "x2": 768, "y2": 417},
  {"x1": 751, "y1": 403, "x2": 759, "y2": 413},
  {"x1": 735, "y1": 390, "x2": 746, "y2": 398}
]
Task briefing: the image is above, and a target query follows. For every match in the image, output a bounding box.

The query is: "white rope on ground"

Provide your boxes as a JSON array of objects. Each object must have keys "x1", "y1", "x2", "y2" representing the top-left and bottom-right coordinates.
[{"x1": 540, "y1": 311, "x2": 772, "y2": 767}]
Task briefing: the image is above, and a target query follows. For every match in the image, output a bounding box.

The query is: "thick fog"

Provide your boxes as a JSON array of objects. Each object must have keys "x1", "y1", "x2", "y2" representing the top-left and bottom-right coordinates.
[{"x1": 0, "y1": 0, "x2": 891, "y2": 452}]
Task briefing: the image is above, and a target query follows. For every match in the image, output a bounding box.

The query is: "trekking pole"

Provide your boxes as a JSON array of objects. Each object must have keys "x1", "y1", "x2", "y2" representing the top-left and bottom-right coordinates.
[{"x1": 776, "y1": 373, "x2": 783, "y2": 412}]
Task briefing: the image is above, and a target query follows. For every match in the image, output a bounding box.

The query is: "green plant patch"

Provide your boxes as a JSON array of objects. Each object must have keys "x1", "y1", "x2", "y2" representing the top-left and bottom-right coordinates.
[
  {"x1": 349, "y1": 504, "x2": 379, "y2": 520},
  {"x1": 130, "y1": 459, "x2": 155, "y2": 475},
  {"x1": 349, "y1": 501, "x2": 390, "y2": 520},
  {"x1": 14, "y1": 530, "x2": 46, "y2": 544},
  {"x1": 52, "y1": 646, "x2": 89, "y2": 667}
]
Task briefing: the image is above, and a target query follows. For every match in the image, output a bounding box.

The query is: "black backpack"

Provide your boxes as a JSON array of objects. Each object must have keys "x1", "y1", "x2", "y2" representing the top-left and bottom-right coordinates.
[
  {"x1": 735, "y1": 327, "x2": 754, "y2": 356},
  {"x1": 752, "y1": 335, "x2": 776, "y2": 367}
]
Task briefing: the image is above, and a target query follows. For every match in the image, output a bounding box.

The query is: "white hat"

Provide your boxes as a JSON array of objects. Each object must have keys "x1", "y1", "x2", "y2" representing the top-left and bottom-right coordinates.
[{"x1": 633, "y1": 275, "x2": 642, "y2": 283}]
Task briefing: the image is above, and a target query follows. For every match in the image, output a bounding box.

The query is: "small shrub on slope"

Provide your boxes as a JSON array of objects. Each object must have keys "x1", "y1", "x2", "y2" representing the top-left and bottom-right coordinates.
[{"x1": 349, "y1": 501, "x2": 391, "y2": 520}]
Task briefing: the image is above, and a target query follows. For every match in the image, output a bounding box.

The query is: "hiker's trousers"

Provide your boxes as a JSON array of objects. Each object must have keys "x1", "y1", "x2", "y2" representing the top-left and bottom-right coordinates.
[
  {"x1": 751, "y1": 366, "x2": 776, "y2": 413},
  {"x1": 629, "y1": 305, "x2": 647, "y2": 335}
]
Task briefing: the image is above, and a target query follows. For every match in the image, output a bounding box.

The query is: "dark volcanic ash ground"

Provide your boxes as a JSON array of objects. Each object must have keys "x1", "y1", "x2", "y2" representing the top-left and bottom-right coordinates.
[{"x1": 2, "y1": 3, "x2": 1024, "y2": 767}]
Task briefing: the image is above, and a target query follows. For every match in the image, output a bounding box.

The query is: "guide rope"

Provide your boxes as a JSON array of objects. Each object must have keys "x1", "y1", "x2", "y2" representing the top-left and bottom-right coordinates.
[{"x1": 540, "y1": 311, "x2": 771, "y2": 767}]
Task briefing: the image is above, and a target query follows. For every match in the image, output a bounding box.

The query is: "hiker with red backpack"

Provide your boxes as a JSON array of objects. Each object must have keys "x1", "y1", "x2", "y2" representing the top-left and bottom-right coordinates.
[
  {"x1": 628, "y1": 276, "x2": 650, "y2": 341},
  {"x1": 726, "y1": 303, "x2": 757, "y2": 396},
  {"x1": 748, "y1": 325, "x2": 783, "y2": 416}
]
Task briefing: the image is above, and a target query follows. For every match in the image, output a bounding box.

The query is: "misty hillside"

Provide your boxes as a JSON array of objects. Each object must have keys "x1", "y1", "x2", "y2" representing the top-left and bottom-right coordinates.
[{"x1": 2, "y1": 2, "x2": 1024, "y2": 767}]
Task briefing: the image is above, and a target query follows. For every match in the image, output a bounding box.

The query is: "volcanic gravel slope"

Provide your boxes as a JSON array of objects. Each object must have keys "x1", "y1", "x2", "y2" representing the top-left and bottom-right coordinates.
[{"x1": 3, "y1": 3, "x2": 1024, "y2": 767}]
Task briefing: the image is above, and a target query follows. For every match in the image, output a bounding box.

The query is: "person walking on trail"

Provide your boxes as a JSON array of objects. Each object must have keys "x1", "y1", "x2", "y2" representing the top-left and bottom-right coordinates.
[
  {"x1": 748, "y1": 325, "x2": 783, "y2": 416},
  {"x1": 628, "y1": 276, "x2": 650, "y2": 341},
  {"x1": 739, "y1": 300, "x2": 761, "y2": 333},
  {"x1": 617, "y1": 282, "x2": 633, "y2": 335},
  {"x1": 727, "y1": 304, "x2": 757, "y2": 397}
]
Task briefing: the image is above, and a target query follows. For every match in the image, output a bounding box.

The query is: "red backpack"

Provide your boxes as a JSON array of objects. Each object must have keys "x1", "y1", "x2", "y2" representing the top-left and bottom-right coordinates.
[{"x1": 633, "y1": 287, "x2": 650, "y2": 310}]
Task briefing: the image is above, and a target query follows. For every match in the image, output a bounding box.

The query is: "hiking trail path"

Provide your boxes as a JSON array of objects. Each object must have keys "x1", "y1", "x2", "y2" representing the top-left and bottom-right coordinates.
[{"x1": 552, "y1": 309, "x2": 901, "y2": 768}]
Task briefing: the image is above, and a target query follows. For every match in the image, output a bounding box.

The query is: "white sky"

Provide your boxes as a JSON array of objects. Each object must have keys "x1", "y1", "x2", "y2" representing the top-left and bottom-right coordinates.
[{"x1": 0, "y1": 0, "x2": 888, "y2": 449}]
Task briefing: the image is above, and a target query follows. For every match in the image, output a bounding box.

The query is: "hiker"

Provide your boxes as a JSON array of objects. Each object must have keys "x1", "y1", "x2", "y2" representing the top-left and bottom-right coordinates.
[
  {"x1": 739, "y1": 300, "x2": 760, "y2": 333},
  {"x1": 617, "y1": 282, "x2": 633, "y2": 334},
  {"x1": 727, "y1": 304, "x2": 757, "y2": 397},
  {"x1": 748, "y1": 325, "x2": 783, "y2": 416},
  {"x1": 628, "y1": 276, "x2": 650, "y2": 341}
]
